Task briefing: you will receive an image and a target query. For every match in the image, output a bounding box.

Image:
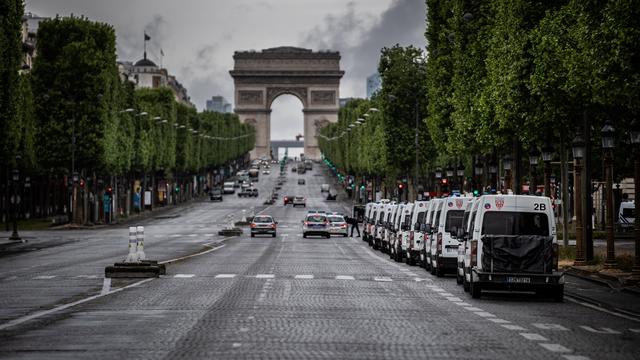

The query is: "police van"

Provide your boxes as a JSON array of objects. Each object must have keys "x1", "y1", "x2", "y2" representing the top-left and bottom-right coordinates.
[
  {"x1": 383, "y1": 204, "x2": 399, "y2": 253},
  {"x1": 374, "y1": 202, "x2": 392, "y2": 250},
  {"x1": 390, "y1": 203, "x2": 408, "y2": 262},
  {"x1": 397, "y1": 203, "x2": 414, "y2": 262},
  {"x1": 365, "y1": 203, "x2": 380, "y2": 246},
  {"x1": 431, "y1": 196, "x2": 472, "y2": 277},
  {"x1": 405, "y1": 201, "x2": 429, "y2": 265},
  {"x1": 423, "y1": 199, "x2": 444, "y2": 271},
  {"x1": 456, "y1": 198, "x2": 480, "y2": 287},
  {"x1": 363, "y1": 203, "x2": 375, "y2": 242},
  {"x1": 463, "y1": 195, "x2": 563, "y2": 301}
]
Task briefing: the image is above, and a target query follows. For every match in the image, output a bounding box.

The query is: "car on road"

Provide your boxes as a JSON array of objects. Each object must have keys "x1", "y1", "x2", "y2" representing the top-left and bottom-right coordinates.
[
  {"x1": 209, "y1": 188, "x2": 223, "y2": 201},
  {"x1": 238, "y1": 187, "x2": 259, "y2": 197},
  {"x1": 327, "y1": 214, "x2": 348, "y2": 237},
  {"x1": 292, "y1": 196, "x2": 306, "y2": 207},
  {"x1": 223, "y1": 182, "x2": 235, "y2": 194},
  {"x1": 302, "y1": 213, "x2": 330, "y2": 238},
  {"x1": 298, "y1": 178, "x2": 306, "y2": 185},
  {"x1": 292, "y1": 167, "x2": 297, "y2": 172},
  {"x1": 320, "y1": 183, "x2": 330, "y2": 192},
  {"x1": 250, "y1": 215, "x2": 277, "y2": 237},
  {"x1": 262, "y1": 170, "x2": 270, "y2": 175},
  {"x1": 283, "y1": 195, "x2": 293, "y2": 205},
  {"x1": 241, "y1": 180, "x2": 251, "y2": 189}
]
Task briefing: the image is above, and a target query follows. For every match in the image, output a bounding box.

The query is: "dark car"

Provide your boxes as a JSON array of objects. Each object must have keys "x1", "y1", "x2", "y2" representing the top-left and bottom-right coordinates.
[
  {"x1": 284, "y1": 195, "x2": 294, "y2": 205},
  {"x1": 251, "y1": 215, "x2": 277, "y2": 237},
  {"x1": 209, "y1": 189, "x2": 223, "y2": 201},
  {"x1": 298, "y1": 178, "x2": 306, "y2": 185}
]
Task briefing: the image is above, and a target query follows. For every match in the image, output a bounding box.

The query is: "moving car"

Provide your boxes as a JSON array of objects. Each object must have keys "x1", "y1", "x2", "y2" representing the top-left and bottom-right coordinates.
[
  {"x1": 328, "y1": 214, "x2": 348, "y2": 237},
  {"x1": 463, "y1": 195, "x2": 563, "y2": 301},
  {"x1": 298, "y1": 178, "x2": 306, "y2": 185},
  {"x1": 262, "y1": 170, "x2": 270, "y2": 175},
  {"x1": 238, "y1": 187, "x2": 259, "y2": 197},
  {"x1": 251, "y1": 215, "x2": 277, "y2": 237},
  {"x1": 321, "y1": 183, "x2": 330, "y2": 192},
  {"x1": 302, "y1": 213, "x2": 330, "y2": 238},
  {"x1": 283, "y1": 195, "x2": 293, "y2": 205},
  {"x1": 209, "y1": 188, "x2": 223, "y2": 201},
  {"x1": 292, "y1": 196, "x2": 306, "y2": 207},
  {"x1": 223, "y1": 182, "x2": 235, "y2": 194}
]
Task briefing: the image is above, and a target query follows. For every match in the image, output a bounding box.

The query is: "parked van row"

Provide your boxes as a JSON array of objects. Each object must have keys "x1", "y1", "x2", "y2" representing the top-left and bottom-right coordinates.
[{"x1": 363, "y1": 194, "x2": 564, "y2": 301}]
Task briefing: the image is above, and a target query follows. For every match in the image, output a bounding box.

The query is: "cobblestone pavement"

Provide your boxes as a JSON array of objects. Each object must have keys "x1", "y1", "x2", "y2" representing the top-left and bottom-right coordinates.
[{"x1": 0, "y1": 166, "x2": 638, "y2": 359}]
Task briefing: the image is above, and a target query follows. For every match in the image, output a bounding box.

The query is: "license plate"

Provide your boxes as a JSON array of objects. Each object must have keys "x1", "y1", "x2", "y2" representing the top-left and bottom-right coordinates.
[{"x1": 506, "y1": 277, "x2": 531, "y2": 284}]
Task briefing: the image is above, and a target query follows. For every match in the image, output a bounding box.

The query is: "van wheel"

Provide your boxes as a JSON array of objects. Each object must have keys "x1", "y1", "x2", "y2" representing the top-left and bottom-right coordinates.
[
  {"x1": 272, "y1": 233, "x2": 276, "y2": 238},
  {"x1": 456, "y1": 271, "x2": 463, "y2": 284},
  {"x1": 407, "y1": 257, "x2": 416, "y2": 266},
  {"x1": 470, "y1": 280, "x2": 482, "y2": 299},
  {"x1": 430, "y1": 262, "x2": 436, "y2": 275},
  {"x1": 463, "y1": 275, "x2": 470, "y2": 292},
  {"x1": 435, "y1": 266, "x2": 443, "y2": 277},
  {"x1": 303, "y1": 233, "x2": 307, "y2": 238},
  {"x1": 326, "y1": 234, "x2": 331, "y2": 239}
]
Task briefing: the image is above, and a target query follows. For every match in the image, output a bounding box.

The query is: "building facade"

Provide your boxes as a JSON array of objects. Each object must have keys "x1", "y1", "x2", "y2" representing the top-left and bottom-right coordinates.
[{"x1": 20, "y1": 12, "x2": 48, "y2": 72}]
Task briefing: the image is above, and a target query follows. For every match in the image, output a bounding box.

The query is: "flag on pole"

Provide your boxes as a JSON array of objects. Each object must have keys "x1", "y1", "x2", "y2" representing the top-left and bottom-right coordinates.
[
  {"x1": 144, "y1": 32, "x2": 151, "y2": 41},
  {"x1": 160, "y1": 48, "x2": 164, "y2": 56}
]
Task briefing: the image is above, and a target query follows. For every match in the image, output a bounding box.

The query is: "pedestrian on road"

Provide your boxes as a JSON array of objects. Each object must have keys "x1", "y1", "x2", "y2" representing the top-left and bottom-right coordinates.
[{"x1": 346, "y1": 215, "x2": 360, "y2": 237}]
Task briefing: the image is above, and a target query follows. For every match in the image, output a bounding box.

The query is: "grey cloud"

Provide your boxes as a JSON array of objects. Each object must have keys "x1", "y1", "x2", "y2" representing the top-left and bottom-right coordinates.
[{"x1": 300, "y1": 0, "x2": 426, "y2": 97}]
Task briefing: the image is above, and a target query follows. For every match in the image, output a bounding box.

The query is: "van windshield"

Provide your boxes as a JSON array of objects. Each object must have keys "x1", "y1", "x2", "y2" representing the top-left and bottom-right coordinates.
[
  {"x1": 482, "y1": 212, "x2": 549, "y2": 236},
  {"x1": 416, "y1": 212, "x2": 426, "y2": 224},
  {"x1": 445, "y1": 210, "x2": 465, "y2": 233}
]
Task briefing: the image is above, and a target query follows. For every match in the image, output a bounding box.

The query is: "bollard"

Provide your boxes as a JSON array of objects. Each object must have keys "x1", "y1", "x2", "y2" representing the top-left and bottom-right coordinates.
[
  {"x1": 136, "y1": 225, "x2": 146, "y2": 260},
  {"x1": 125, "y1": 226, "x2": 138, "y2": 263}
]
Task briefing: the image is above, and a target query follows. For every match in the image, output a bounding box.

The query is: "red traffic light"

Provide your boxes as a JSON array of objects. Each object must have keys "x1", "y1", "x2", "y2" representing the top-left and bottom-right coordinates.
[
  {"x1": 106, "y1": 186, "x2": 113, "y2": 193},
  {"x1": 79, "y1": 179, "x2": 85, "y2": 187},
  {"x1": 398, "y1": 184, "x2": 404, "y2": 189},
  {"x1": 441, "y1": 178, "x2": 448, "y2": 185}
]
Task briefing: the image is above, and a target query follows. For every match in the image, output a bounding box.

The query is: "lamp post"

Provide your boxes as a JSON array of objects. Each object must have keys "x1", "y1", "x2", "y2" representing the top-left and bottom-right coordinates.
[
  {"x1": 542, "y1": 137, "x2": 554, "y2": 197},
  {"x1": 601, "y1": 120, "x2": 617, "y2": 269},
  {"x1": 629, "y1": 117, "x2": 640, "y2": 278},
  {"x1": 435, "y1": 168, "x2": 442, "y2": 197},
  {"x1": 529, "y1": 145, "x2": 540, "y2": 195},
  {"x1": 503, "y1": 155, "x2": 513, "y2": 193},
  {"x1": 9, "y1": 159, "x2": 21, "y2": 241},
  {"x1": 456, "y1": 162, "x2": 465, "y2": 193},
  {"x1": 573, "y1": 130, "x2": 586, "y2": 266}
]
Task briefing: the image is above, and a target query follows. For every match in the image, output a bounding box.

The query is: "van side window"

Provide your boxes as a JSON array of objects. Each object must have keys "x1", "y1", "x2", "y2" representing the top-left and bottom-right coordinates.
[
  {"x1": 468, "y1": 211, "x2": 477, "y2": 234},
  {"x1": 482, "y1": 212, "x2": 549, "y2": 236},
  {"x1": 433, "y1": 210, "x2": 442, "y2": 228}
]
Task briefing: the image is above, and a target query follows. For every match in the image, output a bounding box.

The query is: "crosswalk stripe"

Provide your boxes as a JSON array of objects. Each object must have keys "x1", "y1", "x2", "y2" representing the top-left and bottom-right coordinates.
[
  {"x1": 374, "y1": 277, "x2": 392, "y2": 282},
  {"x1": 174, "y1": 274, "x2": 195, "y2": 278},
  {"x1": 256, "y1": 274, "x2": 275, "y2": 279},
  {"x1": 33, "y1": 275, "x2": 56, "y2": 280},
  {"x1": 215, "y1": 274, "x2": 236, "y2": 278}
]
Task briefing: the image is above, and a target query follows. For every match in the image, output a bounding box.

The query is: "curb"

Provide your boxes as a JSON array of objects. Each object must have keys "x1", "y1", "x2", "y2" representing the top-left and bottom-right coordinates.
[{"x1": 564, "y1": 267, "x2": 640, "y2": 296}]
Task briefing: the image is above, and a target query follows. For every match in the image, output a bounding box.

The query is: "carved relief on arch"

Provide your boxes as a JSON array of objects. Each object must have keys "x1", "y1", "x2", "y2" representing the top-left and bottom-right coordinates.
[
  {"x1": 266, "y1": 87, "x2": 307, "y2": 108},
  {"x1": 313, "y1": 118, "x2": 330, "y2": 136},
  {"x1": 244, "y1": 118, "x2": 257, "y2": 127}
]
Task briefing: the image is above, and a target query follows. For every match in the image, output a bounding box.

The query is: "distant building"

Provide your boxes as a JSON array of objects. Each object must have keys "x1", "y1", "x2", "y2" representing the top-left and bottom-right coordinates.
[
  {"x1": 20, "y1": 12, "x2": 48, "y2": 72},
  {"x1": 118, "y1": 52, "x2": 194, "y2": 108},
  {"x1": 366, "y1": 73, "x2": 382, "y2": 99},
  {"x1": 206, "y1": 96, "x2": 232, "y2": 113}
]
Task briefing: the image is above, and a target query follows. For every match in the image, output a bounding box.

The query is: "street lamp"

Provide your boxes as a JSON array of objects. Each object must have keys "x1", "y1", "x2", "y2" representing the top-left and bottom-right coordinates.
[
  {"x1": 9, "y1": 163, "x2": 21, "y2": 241},
  {"x1": 629, "y1": 117, "x2": 640, "y2": 277},
  {"x1": 601, "y1": 119, "x2": 617, "y2": 269},
  {"x1": 572, "y1": 129, "x2": 586, "y2": 265},
  {"x1": 542, "y1": 137, "x2": 554, "y2": 197},
  {"x1": 446, "y1": 165, "x2": 454, "y2": 178},
  {"x1": 529, "y1": 145, "x2": 540, "y2": 195}
]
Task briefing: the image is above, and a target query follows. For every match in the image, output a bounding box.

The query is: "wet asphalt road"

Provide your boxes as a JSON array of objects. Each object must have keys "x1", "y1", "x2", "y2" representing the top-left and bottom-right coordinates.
[{"x1": 0, "y1": 164, "x2": 639, "y2": 359}]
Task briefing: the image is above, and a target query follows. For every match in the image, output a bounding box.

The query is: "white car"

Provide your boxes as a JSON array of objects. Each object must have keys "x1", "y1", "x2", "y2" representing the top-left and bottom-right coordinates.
[
  {"x1": 321, "y1": 183, "x2": 330, "y2": 192},
  {"x1": 223, "y1": 182, "x2": 235, "y2": 194},
  {"x1": 302, "y1": 213, "x2": 330, "y2": 238},
  {"x1": 327, "y1": 214, "x2": 348, "y2": 237}
]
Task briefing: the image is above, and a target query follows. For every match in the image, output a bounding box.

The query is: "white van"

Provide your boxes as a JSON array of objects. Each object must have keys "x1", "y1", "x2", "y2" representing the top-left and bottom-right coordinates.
[
  {"x1": 397, "y1": 203, "x2": 414, "y2": 262},
  {"x1": 382, "y1": 204, "x2": 399, "y2": 253},
  {"x1": 223, "y1": 182, "x2": 235, "y2": 194},
  {"x1": 363, "y1": 202, "x2": 375, "y2": 242},
  {"x1": 618, "y1": 201, "x2": 635, "y2": 232},
  {"x1": 405, "y1": 201, "x2": 429, "y2": 265},
  {"x1": 374, "y1": 203, "x2": 391, "y2": 250},
  {"x1": 464, "y1": 195, "x2": 563, "y2": 301},
  {"x1": 390, "y1": 203, "x2": 408, "y2": 262},
  {"x1": 431, "y1": 196, "x2": 472, "y2": 277},
  {"x1": 367, "y1": 203, "x2": 381, "y2": 247},
  {"x1": 456, "y1": 198, "x2": 480, "y2": 287},
  {"x1": 423, "y1": 199, "x2": 444, "y2": 271}
]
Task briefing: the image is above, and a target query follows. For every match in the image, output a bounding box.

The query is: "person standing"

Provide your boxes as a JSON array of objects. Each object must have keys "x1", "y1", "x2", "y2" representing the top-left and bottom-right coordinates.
[{"x1": 346, "y1": 215, "x2": 360, "y2": 237}]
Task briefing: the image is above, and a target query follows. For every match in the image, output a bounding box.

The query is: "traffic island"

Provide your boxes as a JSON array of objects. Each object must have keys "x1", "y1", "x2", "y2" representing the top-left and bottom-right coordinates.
[
  {"x1": 104, "y1": 226, "x2": 165, "y2": 278},
  {"x1": 218, "y1": 228, "x2": 243, "y2": 236}
]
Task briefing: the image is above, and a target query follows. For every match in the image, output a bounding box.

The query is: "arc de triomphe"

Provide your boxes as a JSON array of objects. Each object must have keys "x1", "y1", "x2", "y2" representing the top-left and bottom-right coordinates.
[{"x1": 230, "y1": 47, "x2": 344, "y2": 160}]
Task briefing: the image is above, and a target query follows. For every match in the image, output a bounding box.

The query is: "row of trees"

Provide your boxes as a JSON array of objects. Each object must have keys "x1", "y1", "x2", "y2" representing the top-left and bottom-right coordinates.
[
  {"x1": 1, "y1": 12, "x2": 254, "y2": 224},
  {"x1": 320, "y1": 0, "x2": 639, "y2": 198}
]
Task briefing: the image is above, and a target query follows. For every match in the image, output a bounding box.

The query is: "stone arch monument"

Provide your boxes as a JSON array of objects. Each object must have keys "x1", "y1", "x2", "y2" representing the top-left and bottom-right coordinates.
[{"x1": 230, "y1": 47, "x2": 344, "y2": 160}]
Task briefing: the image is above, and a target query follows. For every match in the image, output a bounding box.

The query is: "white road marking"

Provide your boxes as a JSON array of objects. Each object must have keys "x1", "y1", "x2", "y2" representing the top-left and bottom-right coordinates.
[
  {"x1": 464, "y1": 307, "x2": 483, "y2": 312},
  {"x1": 75, "y1": 275, "x2": 99, "y2": 279},
  {"x1": 33, "y1": 275, "x2": 56, "y2": 280},
  {"x1": 539, "y1": 343, "x2": 572, "y2": 353},
  {"x1": 405, "y1": 272, "x2": 418, "y2": 277},
  {"x1": 579, "y1": 326, "x2": 621, "y2": 334},
  {"x1": 519, "y1": 333, "x2": 549, "y2": 341},
  {"x1": 487, "y1": 318, "x2": 511, "y2": 324},
  {"x1": 532, "y1": 323, "x2": 569, "y2": 331},
  {"x1": 336, "y1": 275, "x2": 355, "y2": 280},
  {"x1": 0, "y1": 278, "x2": 154, "y2": 331},
  {"x1": 170, "y1": 234, "x2": 182, "y2": 238},
  {"x1": 439, "y1": 292, "x2": 455, "y2": 297},
  {"x1": 502, "y1": 324, "x2": 527, "y2": 331},
  {"x1": 374, "y1": 277, "x2": 392, "y2": 282},
  {"x1": 232, "y1": 342, "x2": 242, "y2": 348},
  {"x1": 413, "y1": 277, "x2": 428, "y2": 282},
  {"x1": 294, "y1": 275, "x2": 314, "y2": 279},
  {"x1": 100, "y1": 277, "x2": 111, "y2": 295},
  {"x1": 474, "y1": 311, "x2": 496, "y2": 318},
  {"x1": 629, "y1": 328, "x2": 640, "y2": 333},
  {"x1": 562, "y1": 356, "x2": 591, "y2": 360},
  {"x1": 187, "y1": 234, "x2": 198, "y2": 237},
  {"x1": 565, "y1": 297, "x2": 640, "y2": 323},
  {"x1": 453, "y1": 302, "x2": 472, "y2": 307},
  {"x1": 159, "y1": 242, "x2": 227, "y2": 265},
  {"x1": 431, "y1": 288, "x2": 446, "y2": 292},
  {"x1": 174, "y1": 274, "x2": 195, "y2": 278},
  {"x1": 445, "y1": 297, "x2": 463, "y2": 302},
  {"x1": 256, "y1": 274, "x2": 275, "y2": 279},
  {"x1": 215, "y1": 274, "x2": 237, "y2": 278},
  {"x1": 203, "y1": 233, "x2": 214, "y2": 237}
]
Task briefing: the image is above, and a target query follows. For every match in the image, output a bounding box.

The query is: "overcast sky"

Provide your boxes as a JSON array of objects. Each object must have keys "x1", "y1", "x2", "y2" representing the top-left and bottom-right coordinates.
[{"x1": 25, "y1": 0, "x2": 426, "y2": 140}]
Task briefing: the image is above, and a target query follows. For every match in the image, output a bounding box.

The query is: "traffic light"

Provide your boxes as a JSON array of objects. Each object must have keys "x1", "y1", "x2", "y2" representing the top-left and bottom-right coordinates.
[
  {"x1": 398, "y1": 183, "x2": 404, "y2": 190},
  {"x1": 106, "y1": 186, "x2": 113, "y2": 195},
  {"x1": 79, "y1": 179, "x2": 85, "y2": 188},
  {"x1": 441, "y1": 178, "x2": 448, "y2": 185},
  {"x1": 473, "y1": 189, "x2": 480, "y2": 196},
  {"x1": 175, "y1": 184, "x2": 180, "y2": 193}
]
